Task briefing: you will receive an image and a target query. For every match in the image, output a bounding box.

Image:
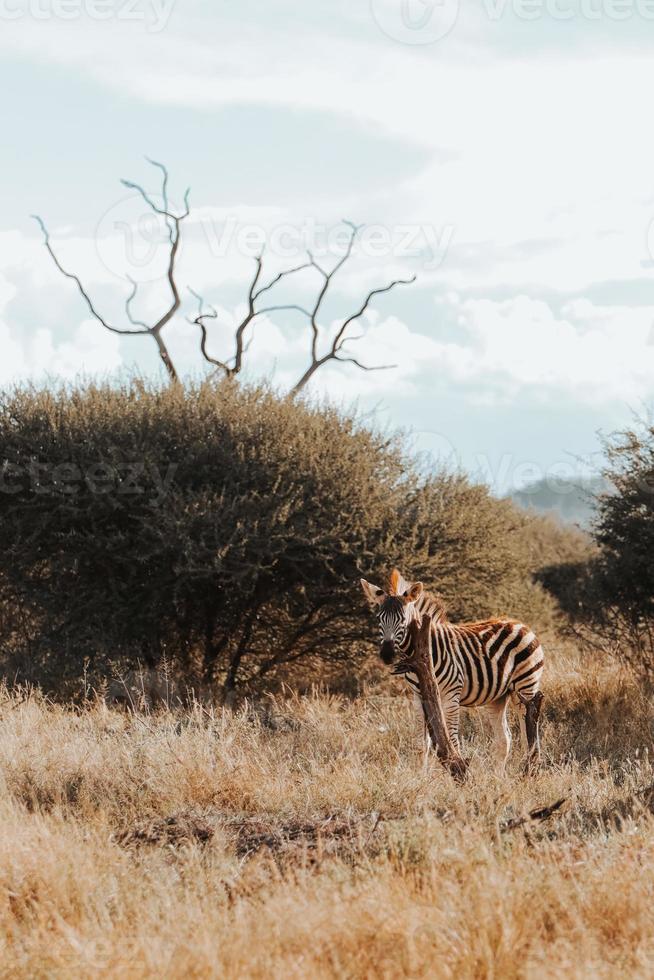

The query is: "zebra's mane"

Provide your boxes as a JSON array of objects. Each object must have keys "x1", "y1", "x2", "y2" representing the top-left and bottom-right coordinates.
[{"x1": 417, "y1": 589, "x2": 448, "y2": 624}]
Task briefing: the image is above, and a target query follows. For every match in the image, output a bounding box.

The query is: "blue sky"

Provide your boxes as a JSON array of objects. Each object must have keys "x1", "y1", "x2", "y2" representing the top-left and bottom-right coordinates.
[{"x1": 2, "y1": 0, "x2": 654, "y2": 493}]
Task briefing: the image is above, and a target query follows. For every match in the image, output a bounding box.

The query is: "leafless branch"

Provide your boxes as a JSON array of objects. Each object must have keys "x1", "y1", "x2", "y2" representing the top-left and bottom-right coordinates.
[
  {"x1": 256, "y1": 304, "x2": 314, "y2": 319},
  {"x1": 189, "y1": 221, "x2": 414, "y2": 391},
  {"x1": 333, "y1": 354, "x2": 396, "y2": 372},
  {"x1": 287, "y1": 222, "x2": 417, "y2": 396},
  {"x1": 38, "y1": 163, "x2": 416, "y2": 390},
  {"x1": 33, "y1": 158, "x2": 190, "y2": 383},
  {"x1": 124, "y1": 276, "x2": 150, "y2": 330},
  {"x1": 31, "y1": 216, "x2": 150, "y2": 339},
  {"x1": 188, "y1": 253, "x2": 313, "y2": 381},
  {"x1": 251, "y1": 260, "x2": 313, "y2": 303},
  {"x1": 187, "y1": 288, "x2": 233, "y2": 378}
]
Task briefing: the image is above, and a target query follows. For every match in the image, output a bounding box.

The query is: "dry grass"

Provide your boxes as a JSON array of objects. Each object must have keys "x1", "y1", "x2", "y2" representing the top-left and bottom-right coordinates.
[{"x1": 0, "y1": 638, "x2": 652, "y2": 978}]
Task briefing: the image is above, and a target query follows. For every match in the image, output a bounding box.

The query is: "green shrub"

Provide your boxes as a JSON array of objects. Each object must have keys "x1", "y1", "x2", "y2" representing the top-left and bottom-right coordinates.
[
  {"x1": 579, "y1": 423, "x2": 654, "y2": 677},
  {"x1": 593, "y1": 424, "x2": 654, "y2": 620},
  {"x1": 0, "y1": 379, "x2": 558, "y2": 698}
]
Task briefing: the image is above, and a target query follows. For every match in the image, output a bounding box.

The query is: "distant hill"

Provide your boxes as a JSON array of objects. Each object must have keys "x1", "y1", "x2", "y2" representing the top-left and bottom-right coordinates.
[{"x1": 508, "y1": 476, "x2": 608, "y2": 529}]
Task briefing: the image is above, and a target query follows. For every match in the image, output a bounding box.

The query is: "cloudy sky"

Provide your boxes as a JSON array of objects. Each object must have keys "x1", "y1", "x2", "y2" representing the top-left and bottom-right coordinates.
[{"x1": 2, "y1": 0, "x2": 654, "y2": 493}]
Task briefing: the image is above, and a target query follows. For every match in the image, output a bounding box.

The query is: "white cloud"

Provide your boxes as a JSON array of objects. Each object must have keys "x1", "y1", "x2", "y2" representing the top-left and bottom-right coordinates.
[
  {"x1": 0, "y1": 266, "x2": 122, "y2": 383},
  {"x1": 33, "y1": 320, "x2": 123, "y2": 379},
  {"x1": 297, "y1": 295, "x2": 654, "y2": 407},
  {"x1": 2, "y1": 3, "x2": 654, "y2": 478},
  {"x1": 434, "y1": 294, "x2": 654, "y2": 404},
  {"x1": 8, "y1": 14, "x2": 654, "y2": 297},
  {"x1": 5, "y1": 10, "x2": 654, "y2": 296},
  {"x1": 7, "y1": 215, "x2": 654, "y2": 409},
  {"x1": 309, "y1": 314, "x2": 444, "y2": 396}
]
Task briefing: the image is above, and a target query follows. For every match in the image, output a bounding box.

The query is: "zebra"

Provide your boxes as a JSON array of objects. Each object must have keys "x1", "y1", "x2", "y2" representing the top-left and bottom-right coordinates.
[{"x1": 360, "y1": 569, "x2": 544, "y2": 774}]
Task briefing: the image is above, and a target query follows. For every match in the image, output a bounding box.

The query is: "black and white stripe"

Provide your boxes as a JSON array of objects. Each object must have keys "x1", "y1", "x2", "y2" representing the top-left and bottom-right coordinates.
[{"x1": 370, "y1": 581, "x2": 544, "y2": 771}]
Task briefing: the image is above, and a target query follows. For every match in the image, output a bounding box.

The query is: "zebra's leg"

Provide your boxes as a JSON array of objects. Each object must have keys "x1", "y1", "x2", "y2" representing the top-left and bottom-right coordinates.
[
  {"x1": 477, "y1": 705, "x2": 494, "y2": 741},
  {"x1": 517, "y1": 691, "x2": 544, "y2": 774},
  {"x1": 484, "y1": 697, "x2": 511, "y2": 775},
  {"x1": 421, "y1": 716, "x2": 431, "y2": 769}
]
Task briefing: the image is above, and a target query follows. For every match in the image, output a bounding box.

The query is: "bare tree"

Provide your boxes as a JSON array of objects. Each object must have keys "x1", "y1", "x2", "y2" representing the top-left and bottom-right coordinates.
[
  {"x1": 33, "y1": 159, "x2": 189, "y2": 383},
  {"x1": 35, "y1": 163, "x2": 416, "y2": 391},
  {"x1": 191, "y1": 220, "x2": 416, "y2": 395}
]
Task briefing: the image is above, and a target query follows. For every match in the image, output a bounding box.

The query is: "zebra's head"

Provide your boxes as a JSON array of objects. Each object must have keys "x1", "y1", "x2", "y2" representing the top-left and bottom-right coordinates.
[{"x1": 360, "y1": 569, "x2": 424, "y2": 664}]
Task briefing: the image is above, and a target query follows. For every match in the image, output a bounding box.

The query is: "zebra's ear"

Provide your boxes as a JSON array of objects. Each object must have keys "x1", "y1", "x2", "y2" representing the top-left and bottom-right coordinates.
[
  {"x1": 403, "y1": 582, "x2": 424, "y2": 604},
  {"x1": 360, "y1": 578, "x2": 385, "y2": 608},
  {"x1": 389, "y1": 568, "x2": 410, "y2": 595}
]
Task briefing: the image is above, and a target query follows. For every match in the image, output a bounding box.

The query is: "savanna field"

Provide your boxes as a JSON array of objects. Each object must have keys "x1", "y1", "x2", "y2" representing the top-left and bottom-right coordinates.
[
  {"x1": 0, "y1": 635, "x2": 652, "y2": 979},
  {"x1": 8, "y1": 2, "x2": 654, "y2": 976},
  {"x1": 0, "y1": 382, "x2": 653, "y2": 977}
]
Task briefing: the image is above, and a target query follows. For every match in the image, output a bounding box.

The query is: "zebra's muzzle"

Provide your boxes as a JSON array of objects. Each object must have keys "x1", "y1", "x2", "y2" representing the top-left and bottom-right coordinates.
[{"x1": 379, "y1": 641, "x2": 396, "y2": 664}]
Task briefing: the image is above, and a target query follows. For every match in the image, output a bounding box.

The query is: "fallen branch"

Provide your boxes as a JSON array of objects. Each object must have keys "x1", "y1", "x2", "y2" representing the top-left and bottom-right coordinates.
[
  {"x1": 393, "y1": 614, "x2": 469, "y2": 781},
  {"x1": 501, "y1": 798, "x2": 567, "y2": 833}
]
